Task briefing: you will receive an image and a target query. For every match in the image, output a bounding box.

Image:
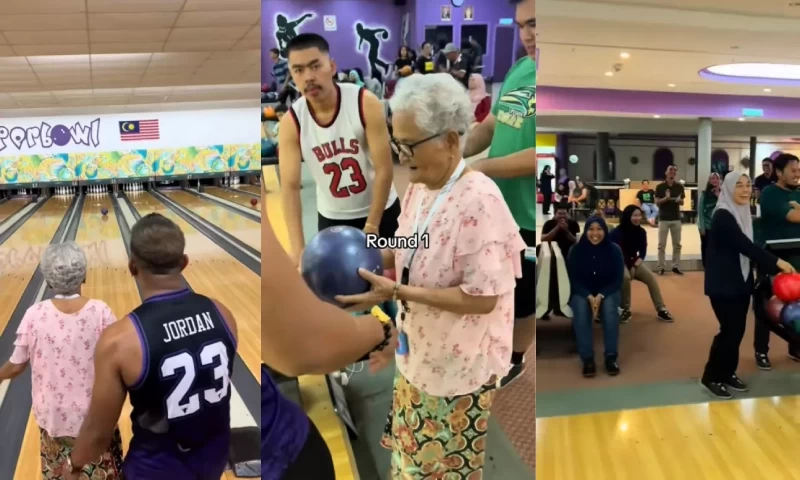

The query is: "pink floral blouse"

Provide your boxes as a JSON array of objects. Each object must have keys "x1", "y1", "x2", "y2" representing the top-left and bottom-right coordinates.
[
  {"x1": 392, "y1": 171, "x2": 526, "y2": 397},
  {"x1": 10, "y1": 299, "x2": 117, "y2": 437}
]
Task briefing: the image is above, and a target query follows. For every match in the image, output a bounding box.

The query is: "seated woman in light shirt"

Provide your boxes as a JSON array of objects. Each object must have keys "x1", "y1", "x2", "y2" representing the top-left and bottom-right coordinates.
[
  {"x1": 0, "y1": 242, "x2": 122, "y2": 478},
  {"x1": 337, "y1": 73, "x2": 526, "y2": 479}
]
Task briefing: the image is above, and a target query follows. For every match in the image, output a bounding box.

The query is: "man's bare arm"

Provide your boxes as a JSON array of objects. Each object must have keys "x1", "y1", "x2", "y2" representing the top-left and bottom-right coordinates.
[
  {"x1": 262, "y1": 218, "x2": 387, "y2": 376},
  {"x1": 464, "y1": 113, "x2": 495, "y2": 158},
  {"x1": 473, "y1": 147, "x2": 536, "y2": 178},
  {"x1": 277, "y1": 111, "x2": 306, "y2": 262},
  {"x1": 361, "y1": 91, "x2": 394, "y2": 233}
]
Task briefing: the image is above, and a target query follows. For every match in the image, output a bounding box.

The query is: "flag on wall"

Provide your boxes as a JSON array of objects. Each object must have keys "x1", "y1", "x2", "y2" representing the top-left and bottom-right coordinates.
[{"x1": 119, "y1": 120, "x2": 160, "y2": 141}]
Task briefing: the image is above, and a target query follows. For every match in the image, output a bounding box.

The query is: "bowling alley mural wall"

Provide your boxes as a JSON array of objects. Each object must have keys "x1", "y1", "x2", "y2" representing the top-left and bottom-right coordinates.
[
  {"x1": 263, "y1": 0, "x2": 404, "y2": 82},
  {"x1": 0, "y1": 108, "x2": 260, "y2": 185}
]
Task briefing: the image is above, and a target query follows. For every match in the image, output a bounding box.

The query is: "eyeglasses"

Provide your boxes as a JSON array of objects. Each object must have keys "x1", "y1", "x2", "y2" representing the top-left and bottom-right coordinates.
[{"x1": 390, "y1": 131, "x2": 464, "y2": 158}]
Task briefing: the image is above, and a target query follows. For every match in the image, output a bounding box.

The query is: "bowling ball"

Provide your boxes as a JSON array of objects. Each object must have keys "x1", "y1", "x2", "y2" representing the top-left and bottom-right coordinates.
[
  {"x1": 101, "y1": 208, "x2": 108, "y2": 216},
  {"x1": 781, "y1": 300, "x2": 800, "y2": 331},
  {"x1": 765, "y1": 296, "x2": 785, "y2": 325},
  {"x1": 772, "y1": 273, "x2": 800, "y2": 303},
  {"x1": 250, "y1": 198, "x2": 258, "y2": 207},
  {"x1": 301, "y1": 226, "x2": 383, "y2": 307},
  {"x1": 263, "y1": 106, "x2": 276, "y2": 120}
]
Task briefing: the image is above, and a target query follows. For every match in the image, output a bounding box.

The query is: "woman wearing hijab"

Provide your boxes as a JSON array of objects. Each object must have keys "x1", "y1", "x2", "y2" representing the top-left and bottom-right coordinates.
[
  {"x1": 697, "y1": 172, "x2": 721, "y2": 267},
  {"x1": 348, "y1": 69, "x2": 365, "y2": 87},
  {"x1": 702, "y1": 173, "x2": 794, "y2": 399},
  {"x1": 557, "y1": 167, "x2": 569, "y2": 188},
  {"x1": 609, "y1": 205, "x2": 672, "y2": 324},
  {"x1": 539, "y1": 165, "x2": 555, "y2": 215},
  {"x1": 468, "y1": 73, "x2": 491, "y2": 123},
  {"x1": 567, "y1": 216, "x2": 625, "y2": 377}
]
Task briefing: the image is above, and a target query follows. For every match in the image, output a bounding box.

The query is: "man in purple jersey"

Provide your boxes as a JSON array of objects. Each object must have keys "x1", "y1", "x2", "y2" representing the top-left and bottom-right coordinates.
[{"x1": 261, "y1": 180, "x2": 397, "y2": 479}]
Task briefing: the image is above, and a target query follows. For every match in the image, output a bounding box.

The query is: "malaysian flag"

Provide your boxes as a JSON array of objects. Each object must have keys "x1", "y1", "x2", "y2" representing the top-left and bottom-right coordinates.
[{"x1": 119, "y1": 120, "x2": 160, "y2": 141}]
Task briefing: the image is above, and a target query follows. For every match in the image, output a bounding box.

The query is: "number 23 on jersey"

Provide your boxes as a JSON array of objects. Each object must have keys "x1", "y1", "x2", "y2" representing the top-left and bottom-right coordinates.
[
  {"x1": 323, "y1": 157, "x2": 368, "y2": 198},
  {"x1": 161, "y1": 340, "x2": 231, "y2": 419}
]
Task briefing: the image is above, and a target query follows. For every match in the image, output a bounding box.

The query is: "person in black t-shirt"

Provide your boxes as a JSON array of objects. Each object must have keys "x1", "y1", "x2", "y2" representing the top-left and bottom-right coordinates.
[
  {"x1": 414, "y1": 42, "x2": 435, "y2": 74},
  {"x1": 540, "y1": 204, "x2": 581, "y2": 258},
  {"x1": 436, "y1": 43, "x2": 472, "y2": 88},
  {"x1": 636, "y1": 180, "x2": 658, "y2": 226},
  {"x1": 753, "y1": 157, "x2": 777, "y2": 202},
  {"x1": 394, "y1": 45, "x2": 414, "y2": 76},
  {"x1": 654, "y1": 165, "x2": 686, "y2": 275}
]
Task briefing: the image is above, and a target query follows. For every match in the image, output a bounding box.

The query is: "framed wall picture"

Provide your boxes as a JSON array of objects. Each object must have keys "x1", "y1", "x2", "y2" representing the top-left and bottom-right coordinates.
[
  {"x1": 464, "y1": 6, "x2": 474, "y2": 20},
  {"x1": 441, "y1": 5, "x2": 452, "y2": 21}
]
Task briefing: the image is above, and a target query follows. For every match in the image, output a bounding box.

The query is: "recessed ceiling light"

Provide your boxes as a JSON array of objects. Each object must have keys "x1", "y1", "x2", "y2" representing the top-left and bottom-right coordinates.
[
  {"x1": 704, "y1": 63, "x2": 800, "y2": 80},
  {"x1": 738, "y1": 117, "x2": 745, "y2": 121},
  {"x1": 653, "y1": 115, "x2": 661, "y2": 118},
  {"x1": 667, "y1": 83, "x2": 676, "y2": 87},
  {"x1": 764, "y1": 88, "x2": 772, "y2": 92},
  {"x1": 605, "y1": 71, "x2": 614, "y2": 77},
  {"x1": 620, "y1": 52, "x2": 630, "y2": 59}
]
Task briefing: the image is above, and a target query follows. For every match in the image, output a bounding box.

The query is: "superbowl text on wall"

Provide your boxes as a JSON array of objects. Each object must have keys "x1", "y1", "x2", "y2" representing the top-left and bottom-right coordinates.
[{"x1": 366, "y1": 233, "x2": 430, "y2": 250}]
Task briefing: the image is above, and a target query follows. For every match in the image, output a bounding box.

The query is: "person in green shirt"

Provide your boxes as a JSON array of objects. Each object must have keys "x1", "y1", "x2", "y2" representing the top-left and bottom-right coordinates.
[
  {"x1": 467, "y1": 0, "x2": 536, "y2": 387},
  {"x1": 753, "y1": 153, "x2": 800, "y2": 370},
  {"x1": 697, "y1": 172, "x2": 721, "y2": 267}
]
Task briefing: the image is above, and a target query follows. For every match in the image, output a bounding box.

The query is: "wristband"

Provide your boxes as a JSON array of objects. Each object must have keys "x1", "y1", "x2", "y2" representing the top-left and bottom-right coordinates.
[
  {"x1": 370, "y1": 320, "x2": 392, "y2": 353},
  {"x1": 392, "y1": 282, "x2": 401, "y2": 302}
]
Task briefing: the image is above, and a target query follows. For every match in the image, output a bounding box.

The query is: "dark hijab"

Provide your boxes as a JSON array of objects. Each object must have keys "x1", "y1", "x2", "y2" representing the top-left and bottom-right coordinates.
[
  {"x1": 569, "y1": 216, "x2": 620, "y2": 294},
  {"x1": 578, "y1": 216, "x2": 612, "y2": 251},
  {"x1": 619, "y1": 205, "x2": 643, "y2": 235}
]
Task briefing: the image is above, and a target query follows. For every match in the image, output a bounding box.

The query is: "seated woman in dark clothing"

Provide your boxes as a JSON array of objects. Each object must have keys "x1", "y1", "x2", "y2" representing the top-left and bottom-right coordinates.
[
  {"x1": 394, "y1": 45, "x2": 414, "y2": 74},
  {"x1": 609, "y1": 205, "x2": 672, "y2": 324},
  {"x1": 567, "y1": 216, "x2": 624, "y2": 378},
  {"x1": 702, "y1": 173, "x2": 794, "y2": 399}
]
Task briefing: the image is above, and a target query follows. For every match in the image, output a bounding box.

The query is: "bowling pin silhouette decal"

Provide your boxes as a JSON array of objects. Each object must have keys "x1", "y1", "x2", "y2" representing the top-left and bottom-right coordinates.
[
  {"x1": 274, "y1": 13, "x2": 315, "y2": 57},
  {"x1": 355, "y1": 22, "x2": 391, "y2": 80}
]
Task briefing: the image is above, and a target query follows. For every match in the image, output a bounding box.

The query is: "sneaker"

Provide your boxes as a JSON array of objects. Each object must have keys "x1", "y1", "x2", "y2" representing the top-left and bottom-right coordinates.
[
  {"x1": 582, "y1": 359, "x2": 596, "y2": 378},
  {"x1": 725, "y1": 374, "x2": 748, "y2": 392},
  {"x1": 672, "y1": 267, "x2": 684, "y2": 275},
  {"x1": 497, "y1": 361, "x2": 527, "y2": 388},
  {"x1": 700, "y1": 379, "x2": 733, "y2": 399},
  {"x1": 657, "y1": 309, "x2": 674, "y2": 322},
  {"x1": 620, "y1": 309, "x2": 632, "y2": 324},
  {"x1": 755, "y1": 352, "x2": 772, "y2": 371},
  {"x1": 605, "y1": 357, "x2": 620, "y2": 376},
  {"x1": 790, "y1": 349, "x2": 800, "y2": 362},
  {"x1": 658, "y1": 267, "x2": 665, "y2": 276}
]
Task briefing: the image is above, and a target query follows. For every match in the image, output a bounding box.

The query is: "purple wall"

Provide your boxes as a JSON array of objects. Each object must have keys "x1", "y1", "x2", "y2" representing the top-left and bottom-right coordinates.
[
  {"x1": 263, "y1": 0, "x2": 408, "y2": 83},
  {"x1": 411, "y1": 0, "x2": 517, "y2": 79}
]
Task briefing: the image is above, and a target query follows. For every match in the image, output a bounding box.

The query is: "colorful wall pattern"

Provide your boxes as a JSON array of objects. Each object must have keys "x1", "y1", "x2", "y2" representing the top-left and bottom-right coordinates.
[{"x1": 0, "y1": 143, "x2": 260, "y2": 184}]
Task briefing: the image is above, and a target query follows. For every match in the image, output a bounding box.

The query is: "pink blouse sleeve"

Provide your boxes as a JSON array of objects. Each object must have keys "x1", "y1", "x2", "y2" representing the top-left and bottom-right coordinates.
[
  {"x1": 10, "y1": 311, "x2": 32, "y2": 364},
  {"x1": 454, "y1": 191, "x2": 527, "y2": 296},
  {"x1": 102, "y1": 305, "x2": 119, "y2": 330}
]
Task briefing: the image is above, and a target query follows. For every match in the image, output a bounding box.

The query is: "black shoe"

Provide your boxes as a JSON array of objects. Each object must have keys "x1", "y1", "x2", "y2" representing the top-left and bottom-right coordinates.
[
  {"x1": 657, "y1": 309, "x2": 673, "y2": 322},
  {"x1": 790, "y1": 349, "x2": 800, "y2": 362},
  {"x1": 658, "y1": 267, "x2": 665, "y2": 275},
  {"x1": 605, "y1": 357, "x2": 620, "y2": 376},
  {"x1": 755, "y1": 352, "x2": 772, "y2": 371},
  {"x1": 620, "y1": 309, "x2": 632, "y2": 324},
  {"x1": 582, "y1": 359, "x2": 596, "y2": 378},
  {"x1": 672, "y1": 267, "x2": 684, "y2": 275},
  {"x1": 700, "y1": 379, "x2": 733, "y2": 399},
  {"x1": 497, "y1": 361, "x2": 527, "y2": 388},
  {"x1": 724, "y1": 374, "x2": 748, "y2": 392},
  {"x1": 541, "y1": 314, "x2": 551, "y2": 321}
]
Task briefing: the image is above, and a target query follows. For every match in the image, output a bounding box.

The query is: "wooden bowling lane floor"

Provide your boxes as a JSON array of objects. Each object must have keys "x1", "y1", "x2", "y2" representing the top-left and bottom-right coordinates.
[
  {"x1": 161, "y1": 190, "x2": 260, "y2": 252},
  {"x1": 236, "y1": 185, "x2": 261, "y2": 196},
  {"x1": 0, "y1": 198, "x2": 28, "y2": 223},
  {"x1": 127, "y1": 192, "x2": 261, "y2": 380},
  {"x1": 205, "y1": 186, "x2": 259, "y2": 210},
  {"x1": 536, "y1": 395, "x2": 800, "y2": 480}
]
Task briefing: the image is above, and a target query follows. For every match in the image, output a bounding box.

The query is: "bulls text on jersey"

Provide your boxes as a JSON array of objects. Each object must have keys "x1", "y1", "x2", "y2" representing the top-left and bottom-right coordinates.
[{"x1": 311, "y1": 137, "x2": 361, "y2": 162}]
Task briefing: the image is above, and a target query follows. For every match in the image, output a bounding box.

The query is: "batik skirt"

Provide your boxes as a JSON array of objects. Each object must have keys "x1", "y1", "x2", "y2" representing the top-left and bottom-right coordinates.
[{"x1": 40, "y1": 427, "x2": 124, "y2": 479}]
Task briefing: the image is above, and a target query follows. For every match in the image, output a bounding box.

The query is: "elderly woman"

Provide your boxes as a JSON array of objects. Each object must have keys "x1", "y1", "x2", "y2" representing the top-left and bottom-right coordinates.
[
  {"x1": 337, "y1": 73, "x2": 526, "y2": 479},
  {"x1": 0, "y1": 243, "x2": 122, "y2": 478}
]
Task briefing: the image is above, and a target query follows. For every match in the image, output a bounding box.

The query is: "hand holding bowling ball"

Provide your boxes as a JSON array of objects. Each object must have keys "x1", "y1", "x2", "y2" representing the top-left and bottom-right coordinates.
[
  {"x1": 335, "y1": 268, "x2": 397, "y2": 312},
  {"x1": 772, "y1": 272, "x2": 800, "y2": 302}
]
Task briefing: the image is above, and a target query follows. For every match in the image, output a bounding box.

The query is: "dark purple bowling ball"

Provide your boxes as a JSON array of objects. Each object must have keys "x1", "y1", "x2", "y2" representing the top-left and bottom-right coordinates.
[
  {"x1": 101, "y1": 208, "x2": 108, "y2": 216},
  {"x1": 780, "y1": 300, "x2": 800, "y2": 330},
  {"x1": 50, "y1": 125, "x2": 71, "y2": 146}
]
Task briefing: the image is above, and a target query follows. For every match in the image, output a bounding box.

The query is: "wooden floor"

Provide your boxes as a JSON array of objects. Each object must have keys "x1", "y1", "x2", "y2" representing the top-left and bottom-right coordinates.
[
  {"x1": 262, "y1": 165, "x2": 361, "y2": 480},
  {"x1": 206, "y1": 186, "x2": 260, "y2": 210},
  {"x1": 537, "y1": 395, "x2": 800, "y2": 480},
  {"x1": 0, "y1": 198, "x2": 27, "y2": 223},
  {"x1": 7, "y1": 194, "x2": 252, "y2": 480},
  {"x1": 237, "y1": 185, "x2": 261, "y2": 196}
]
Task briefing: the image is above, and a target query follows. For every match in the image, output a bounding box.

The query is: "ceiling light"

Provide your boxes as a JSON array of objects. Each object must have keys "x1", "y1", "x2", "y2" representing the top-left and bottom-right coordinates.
[
  {"x1": 605, "y1": 71, "x2": 614, "y2": 77},
  {"x1": 667, "y1": 83, "x2": 676, "y2": 87},
  {"x1": 653, "y1": 115, "x2": 661, "y2": 118},
  {"x1": 620, "y1": 52, "x2": 630, "y2": 59},
  {"x1": 738, "y1": 117, "x2": 745, "y2": 121},
  {"x1": 764, "y1": 88, "x2": 772, "y2": 92},
  {"x1": 704, "y1": 63, "x2": 800, "y2": 80}
]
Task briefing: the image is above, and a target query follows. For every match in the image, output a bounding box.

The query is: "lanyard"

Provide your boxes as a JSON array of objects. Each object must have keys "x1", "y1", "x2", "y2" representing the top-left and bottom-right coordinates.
[
  {"x1": 54, "y1": 294, "x2": 80, "y2": 299},
  {"x1": 404, "y1": 159, "x2": 466, "y2": 271}
]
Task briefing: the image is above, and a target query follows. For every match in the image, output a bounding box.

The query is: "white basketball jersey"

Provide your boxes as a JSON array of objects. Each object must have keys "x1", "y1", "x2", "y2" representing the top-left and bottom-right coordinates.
[{"x1": 291, "y1": 83, "x2": 398, "y2": 220}]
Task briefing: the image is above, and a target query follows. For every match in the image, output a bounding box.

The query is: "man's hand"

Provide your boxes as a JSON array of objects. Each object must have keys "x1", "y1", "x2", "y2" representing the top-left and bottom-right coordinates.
[
  {"x1": 368, "y1": 322, "x2": 398, "y2": 373},
  {"x1": 789, "y1": 201, "x2": 800, "y2": 210},
  {"x1": 557, "y1": 218, "x2": 568, "y2": 230},
  {"x1": 363, "y1": 223, "x2": 379, "y2": 235},
  {"x1": 634, "y1": 258, "x2": 643, "y2": 267}
]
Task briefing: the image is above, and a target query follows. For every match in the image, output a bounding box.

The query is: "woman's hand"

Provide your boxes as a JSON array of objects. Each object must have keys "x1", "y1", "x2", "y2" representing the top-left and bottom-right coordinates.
[
  {"x1": 368, "y1": 323, "x2": 399, "y2": 373},
  {"x1": 777, "y1": 259, "x2": 796, "y2": 274},
  {"x1": 335, "y1": 268, "x2": 396, "y2": 312},
  {"x1": 634, "y1": 258, "x2": 643, "y2": 267}
]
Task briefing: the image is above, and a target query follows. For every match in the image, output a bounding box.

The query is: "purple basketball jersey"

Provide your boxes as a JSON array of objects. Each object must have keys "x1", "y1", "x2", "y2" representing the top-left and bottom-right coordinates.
[{"x1": 262, "y1": 366, "x2": 310, "y2": 479}]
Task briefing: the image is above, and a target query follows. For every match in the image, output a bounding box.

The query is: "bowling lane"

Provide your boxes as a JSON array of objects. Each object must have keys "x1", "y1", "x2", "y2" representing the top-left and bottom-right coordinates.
[
  {"x1": 0, "y1": 198, "x2": 71, "y2": 336},
  {"x1": 0, "y1": 198, "x2": 28, "y2": 223},
  {"x1": 161, "y1": 190, "x2": 260, "y2": 252},
  {"x1": 205, "y1": 186, "x2": 258, "y2": 209},
  {"x1": 237, "y1": 185, "x2": 260, "y2": 196},
  {"x1": 13, "y1": 195, "x2": 142, "y2": 479},
  {"x1": 127, "y1": 192, "x2": 261, "y2": 380}
]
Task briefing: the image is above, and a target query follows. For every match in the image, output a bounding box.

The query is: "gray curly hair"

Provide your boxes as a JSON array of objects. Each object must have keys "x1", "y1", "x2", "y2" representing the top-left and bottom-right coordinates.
[{"x1": 40, "y1": 242, "x2": 87, "y2": 295}]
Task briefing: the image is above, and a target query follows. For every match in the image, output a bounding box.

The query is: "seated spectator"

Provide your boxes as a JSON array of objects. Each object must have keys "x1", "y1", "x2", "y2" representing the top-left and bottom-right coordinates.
[
  {"x1": 637, "y1": 180, "x2": 658, "y2": 226},
  {"x1": 554, "y1": 183, "x2": 568, "y2": 204},
  {"x1": 262, "y1": 104, "x2": 287, "y2": 158},
  {"x1": 540, "y1": 204, "x2": 580, "y2": 259},
  {"x1": 394, "y1": 45, "x2": 414, "y2": 74},
  {"x1": 567, "y1": 216, "x2": 624, "y2": 378},
  {"x1": 609, "y1": 205, "x2": 673, "y2": 324}
]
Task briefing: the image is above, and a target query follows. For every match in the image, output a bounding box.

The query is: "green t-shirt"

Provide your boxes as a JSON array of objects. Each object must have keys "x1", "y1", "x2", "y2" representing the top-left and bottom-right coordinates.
[
  {"x1": 488, "y1": 57, "x2": 536, "y2": 232},
  {"x1": 758, "y1": 184, "x2": 800, "y2": 268}
]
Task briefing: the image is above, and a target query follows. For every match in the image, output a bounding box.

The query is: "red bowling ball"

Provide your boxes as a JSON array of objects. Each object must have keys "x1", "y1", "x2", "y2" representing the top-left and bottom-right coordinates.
[{"x1": 772, "y1": 273, "x2": 800, "y2": 303}]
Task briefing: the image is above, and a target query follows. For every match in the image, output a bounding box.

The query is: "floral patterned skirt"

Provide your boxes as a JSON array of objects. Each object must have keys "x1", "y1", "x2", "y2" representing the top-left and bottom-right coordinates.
[
  {"x1": 380, "y1": 371, "x2": 498, "y2": 480},
  {"x1": 40, "y1": 427, "x2": 124, "y2": 479}
]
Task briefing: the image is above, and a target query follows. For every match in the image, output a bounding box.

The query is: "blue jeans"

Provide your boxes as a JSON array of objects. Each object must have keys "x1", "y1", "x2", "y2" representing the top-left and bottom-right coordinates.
[
  {"x1": 641, "y1": 203, "x2": 659, "y2": 221},
  {"x1": 570, "y1": 291, "x2": 621, "y2": 361}
]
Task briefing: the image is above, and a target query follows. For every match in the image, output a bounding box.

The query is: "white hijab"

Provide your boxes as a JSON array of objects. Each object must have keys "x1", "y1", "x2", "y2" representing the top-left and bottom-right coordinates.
[{"x1": 714, "y1": 172, "x2": 753, "y2": 280}]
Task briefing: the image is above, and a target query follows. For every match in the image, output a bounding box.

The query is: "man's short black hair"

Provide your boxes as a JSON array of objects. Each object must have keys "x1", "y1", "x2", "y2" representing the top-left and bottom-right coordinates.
[
  {"x1": 773, "y1": 153, "x2": 799, "y2": 173},
  {"x1": 287, "y1": 33, "x2": 330, "y2": 57},
  {"x1": 554, "y1": 202, "x2": 569, "y2": 212},
  {"x1": 130, "y1": 213, "x2": 185, "y2": 274},
  {"x1": 762, "y1": 157, "x2": 773, "y2": 164},
  {"x1": 269, "y1": 48, "x2": 279, "y2": 55}
]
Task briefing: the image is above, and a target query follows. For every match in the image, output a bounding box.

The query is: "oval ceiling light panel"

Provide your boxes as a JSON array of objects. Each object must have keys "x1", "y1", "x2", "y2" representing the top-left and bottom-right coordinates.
[{"x1": 700, "y1": 63, "x2": 800, "y2": 86}]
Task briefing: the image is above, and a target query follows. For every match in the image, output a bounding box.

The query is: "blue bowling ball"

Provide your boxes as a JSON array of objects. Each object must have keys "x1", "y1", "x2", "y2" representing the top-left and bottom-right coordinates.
[
  {"x1": 301, "y1": 226, "x2": 383, "y2": 307},
  {"x1": 780, "y1": 300, "x2": 800, "y2": 331}
]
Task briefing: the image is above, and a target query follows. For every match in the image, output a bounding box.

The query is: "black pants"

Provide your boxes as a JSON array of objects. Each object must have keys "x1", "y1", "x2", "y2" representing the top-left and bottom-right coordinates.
[
  {"x1": 317, "y1": 198, "x2": 401, "y2": 239},
  {"x1": 541, "y1": 191, "x2": 552, "y2": 215},
  {"x1": 703, "y1": 295, "x2": 750, "y2": 382},
  {"x1": 700, "y1": 232, "x2": 708, "y2": 268},
  {"x1": 282, "y1": 422, "x2": 335, "y2": 479}
]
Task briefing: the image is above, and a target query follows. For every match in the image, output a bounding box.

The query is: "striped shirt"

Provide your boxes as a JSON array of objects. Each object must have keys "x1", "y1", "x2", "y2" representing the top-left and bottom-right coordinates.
[{"x1": 272, "y1": 58, "x2": 289, "y2": 87}]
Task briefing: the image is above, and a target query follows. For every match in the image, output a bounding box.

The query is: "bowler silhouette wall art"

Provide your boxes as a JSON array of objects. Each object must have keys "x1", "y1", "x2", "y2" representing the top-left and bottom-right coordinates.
[
  {"x1": 274, "y1": 13, "x2": 315, "y2": 57},
  {"x1": 355, "y1": 22, "x2": 391, "y2": 80}
]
